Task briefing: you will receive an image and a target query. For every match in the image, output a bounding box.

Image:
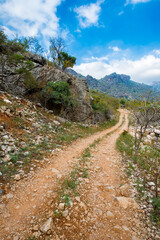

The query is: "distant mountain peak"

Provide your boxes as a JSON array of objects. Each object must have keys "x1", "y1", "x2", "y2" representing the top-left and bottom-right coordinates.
[{"x1": 67, "y1": 69, "x2": 160, "y2": 99}]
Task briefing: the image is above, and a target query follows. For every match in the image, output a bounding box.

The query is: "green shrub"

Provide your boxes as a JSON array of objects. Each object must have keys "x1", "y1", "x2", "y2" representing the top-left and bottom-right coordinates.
[
  {"x1": 90, "y1": 90, "x2": 119, "y2": 119},
  {"x1": 41, "y1": 80, "x2": 73, "y2": 107},
  {"x1": 24, "y1": 71, "x2": 39, "y2": 91}
]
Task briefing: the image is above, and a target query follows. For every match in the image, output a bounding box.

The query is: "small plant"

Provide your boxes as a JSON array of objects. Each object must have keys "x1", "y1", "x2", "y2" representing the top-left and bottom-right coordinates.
[
  {"x1": 82, "y1": 148, "x2": 91, "y2": 158},
  {"x1": 63, "y1": 179, "x2": 77, "y2": 190},
  {"x1": 54, "y1": 209, "x2": 63, "y2": 217},
  {"x1": 117, "y1": 132, "x2": 160, "y2": 222},
  {"x1": 151, "y1": 197, "x2": 160, "y2": 222},
  {"x1": 136, "y1": 179, "x2": 145, "y2": 198},
  {"x1": 9, "y1": 153, "x2": 19, "y2": 163},
  {"x1": 62, "y1": 194, "x2": 72, "y2": 206},
  {"x1": 24, "y1": 71, "x2": 39, "y2": 92},
  {"x1": 81, "y1": 168, "x2": 88, "y2": 178},
  {"x1": 89, "y1": 138, "x2": 101, "y2": 148}
]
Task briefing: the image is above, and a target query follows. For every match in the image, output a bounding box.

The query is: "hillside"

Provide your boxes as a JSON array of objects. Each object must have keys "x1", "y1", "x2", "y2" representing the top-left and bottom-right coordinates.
[
  {"x1": 0, "y1": 107, "x2": 157, "y2": 240},
  {"x1": 0, "y1": 91, "x2": 119, "y2": 185},
  {"x1": 67, "y1": 69, "x2": 160, "y2": 99},
  {"x1": 0, "y1": 30, "x2": 95, "y2": 123},
  {"x1": 152, "y1": 81, "x2": 160, "y2": 91}
]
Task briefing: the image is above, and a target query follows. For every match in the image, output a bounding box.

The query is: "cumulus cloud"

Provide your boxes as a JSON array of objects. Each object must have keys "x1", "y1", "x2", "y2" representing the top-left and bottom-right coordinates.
[
  {"x1": 125, "y1": 0, "x2": 151, "y2": 5},
  {"x1": 74, "y1": 0, "x2": 104, "y2": 28},
  {"x1": 108, "y1": 46, "x2": 121, "y2": 52},
  {"x1": 153, "y1": 49, "x2": 160, "y2": 56},
  {"x1": 73, "y1": 53, "x2": 160, "y2": 85},
  {"x1": 0, "y1": 0, "x2": 63, "y2": 38}
]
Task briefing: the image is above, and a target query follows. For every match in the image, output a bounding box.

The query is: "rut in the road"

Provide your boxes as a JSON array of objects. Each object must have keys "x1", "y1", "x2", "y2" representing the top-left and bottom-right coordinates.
[
  {"x1": 46, "y1": 110, "x2": 147, "y2": 240},
  {"x1": 0, "y1": 110, "x2": 126, "y2": 239}
]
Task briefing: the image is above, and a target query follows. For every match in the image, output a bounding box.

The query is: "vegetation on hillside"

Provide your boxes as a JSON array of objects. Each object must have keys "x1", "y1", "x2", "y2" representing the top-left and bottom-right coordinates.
[
  {"x1": 0, "y1": 92, "x2": 119, "y2": 184},
  {"x1": 41, "y1": 80, "x2": 73, "y2": 108},
  {"x1": 49, "y1": 37, "x2": 76, "y2": 70},
  {"x1": 0, "y1": 29, "x2": 35, "y2": 88},
  {"x1": 0, "y1": 29, "x2": 77, "y2": 111},
  {"x1": 67, "y1": 69, "x2": 160, "y2": 100},
  {"x1": 129, "y1": 94, "x2": 160, "y2": 156},
  {"x1": 117, "y1": 95, "x2": 160, "y2": 224},
  {"x1": 117, "y1": 132, "x2": 160, "y2": 223},
  {"x1": 90, "y1": 90, "x2": 119, "y2": 120}
]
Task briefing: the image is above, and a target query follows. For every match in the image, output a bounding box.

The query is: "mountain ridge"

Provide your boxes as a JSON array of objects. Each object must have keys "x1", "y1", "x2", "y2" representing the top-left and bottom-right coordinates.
[{"x1": 67, "y1": 69, "x2": 160, "y2": 100}]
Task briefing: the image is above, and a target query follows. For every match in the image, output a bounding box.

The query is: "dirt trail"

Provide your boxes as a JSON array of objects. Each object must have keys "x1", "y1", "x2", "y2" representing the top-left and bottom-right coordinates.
[
  {"x1": 48, "y1": 110, "x2": 148, "y2": 240},
  {"x1": 0, "y1": 110, "x2": 128, "y2": 239}
]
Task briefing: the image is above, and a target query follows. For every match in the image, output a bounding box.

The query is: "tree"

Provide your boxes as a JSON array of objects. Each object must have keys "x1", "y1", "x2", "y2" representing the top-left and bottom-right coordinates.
[
  {"x1": 60, "y1": 51, "x2": 76, "y2": 71},
  {"x1": 49, "y1": 37, "x2": 76, "y2": 70},
  {"x1": 22, "y1": 37, "x2": 44, "y2": 55},
  {"x1": 49, "y1": 37, "x2": 65, "y2": 66},
  {"x1": 130, "y1": 93, "x2": 160, "y2": 157},
  {"x1": 120, "y1": 98, "x2": 126, "y2": 107},
  {"x1": 0, "y1": 29, "x2": 38, "y2": 92},
  {"x1": 0, "y1": 29, "x2": 27, "y2": 89}
]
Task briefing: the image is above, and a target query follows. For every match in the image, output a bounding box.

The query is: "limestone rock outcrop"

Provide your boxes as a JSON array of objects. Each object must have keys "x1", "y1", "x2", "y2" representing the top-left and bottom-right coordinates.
[{"x1": 0, "y1": 54, "x2": 93, "y2": 123}]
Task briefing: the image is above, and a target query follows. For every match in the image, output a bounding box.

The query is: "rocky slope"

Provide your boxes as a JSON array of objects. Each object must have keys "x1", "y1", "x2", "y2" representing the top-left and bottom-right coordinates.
[
  {"x1": 0, "y1": 53, "x2": 93, "y2": 123},
  {"x1": 1, "y1": 110, "x2": 159, "y2": 239},
  {"x1": 67, "y1": 69, "x2": 160, "y2": 100},
  {"x1": 0, "y1": 91, "x2": 118, "y2": 188}
]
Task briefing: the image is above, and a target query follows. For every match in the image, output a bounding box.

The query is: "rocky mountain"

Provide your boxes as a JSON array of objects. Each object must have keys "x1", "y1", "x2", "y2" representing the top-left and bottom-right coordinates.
[
  {"x1": 67, "y1": 69, "x2": 160, "y2": 99},
  {"x1": 0, "y1": 53, "x2": 93, "y2": 123},
  {"x1": 152, "y1": 81, "x2": 160, "y2": 91}
]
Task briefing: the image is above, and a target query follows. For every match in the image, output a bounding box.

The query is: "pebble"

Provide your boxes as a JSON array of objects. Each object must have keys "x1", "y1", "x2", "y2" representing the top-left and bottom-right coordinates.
[
  {"x1": 13, "y1": 236, "x2": 19, "y2": 240},
  {"x1": 122, "y1": 226, "x2": 129, "y2": 231},
  {"x1": 75, "y1": 196, "x2": 80, "y2": 202},
  {"x1": 106, "y1": 211, "x2": 114, "y2": 219},
  {"x1": 113, "y1": 225, "x2": 122, "y2": 232},
  {"x1": 14, "y1": 174, "x2": 21, "y2": 181},
  {"x1": 33, "y1": 225, "x2": 39, "y2": 231},
  {"x1": 59, "y1": 203, "x2": 65, "y2": 210},
  {"x1": 0, "y1": 189, "x2": 5, "y2": 196},
  {"x1": 7, "y1": 193, "x2": 13, "y2": 199},
  {"x1": 41, "y1": 217, "x2": 53, "y2": 233},
  {"x1": 62, "y1": 209, "x2": 69, "y2": 217}
]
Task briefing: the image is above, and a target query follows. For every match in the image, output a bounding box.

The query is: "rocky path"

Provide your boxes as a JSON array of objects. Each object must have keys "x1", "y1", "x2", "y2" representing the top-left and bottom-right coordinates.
[
  {"x1": 0, "y1": 110, "x2": 148, "y2": 239},
  {"x1": 46, "y1": 110, "x2": 149, "y2": 240}
]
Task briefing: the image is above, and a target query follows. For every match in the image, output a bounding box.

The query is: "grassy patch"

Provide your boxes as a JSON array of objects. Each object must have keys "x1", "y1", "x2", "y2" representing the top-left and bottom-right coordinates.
[{"x1": 54, "y1": 147, "x2": 92, "y2": 216}]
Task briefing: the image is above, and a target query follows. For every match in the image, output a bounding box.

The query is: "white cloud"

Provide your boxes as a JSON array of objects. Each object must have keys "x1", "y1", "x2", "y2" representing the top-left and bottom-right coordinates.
[
  {"x1": 74, "y1": 0, "x2": 104, "y2": 28},
  {"x1": 1, "y1": 26, "x2": 15, "y2": 38},
  {"x1": 73, "y1": 53, "x2": 160, "y2": 85},
  {"x1": 0, "y1": 0, "x2": 63, "y2": 38},
  {"x1": 153, "y1": 49, "x2": 160, "y2": 56},
  {"x1": 109, "y1": 46, "x2": 121, "y2": 52},
  {"x1": 126, "y1": 0, "x2": 151, "y2": 5},
  {"x1": 118, "y1": 11, "x2": 124, "y2": 16}
]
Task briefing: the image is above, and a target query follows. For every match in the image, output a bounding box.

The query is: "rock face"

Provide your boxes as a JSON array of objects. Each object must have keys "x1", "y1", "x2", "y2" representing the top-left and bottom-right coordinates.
[{"x1": 0, "y1": 54, "x2": 93, "y2": 123}]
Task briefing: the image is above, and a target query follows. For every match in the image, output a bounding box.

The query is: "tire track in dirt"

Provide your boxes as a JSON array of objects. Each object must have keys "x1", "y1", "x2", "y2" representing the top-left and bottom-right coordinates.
[
  {"x1": 47, "y1": 110, "x2": 147, "y2": 240},
  {"x1": 0, "y1": 110, "x2": 127, "y2": 239}
]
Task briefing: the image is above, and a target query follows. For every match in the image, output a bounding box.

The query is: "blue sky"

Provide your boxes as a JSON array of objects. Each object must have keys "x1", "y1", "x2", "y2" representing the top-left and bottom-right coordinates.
[{"x1": 1, "y1": 0, "x2": 160, "y2": 85}]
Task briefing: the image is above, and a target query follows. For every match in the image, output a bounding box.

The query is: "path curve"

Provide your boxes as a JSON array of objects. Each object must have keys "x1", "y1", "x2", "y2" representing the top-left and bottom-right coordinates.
[{"x1": 0, "y1": 109, "x2": 128, "y2": 239}]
